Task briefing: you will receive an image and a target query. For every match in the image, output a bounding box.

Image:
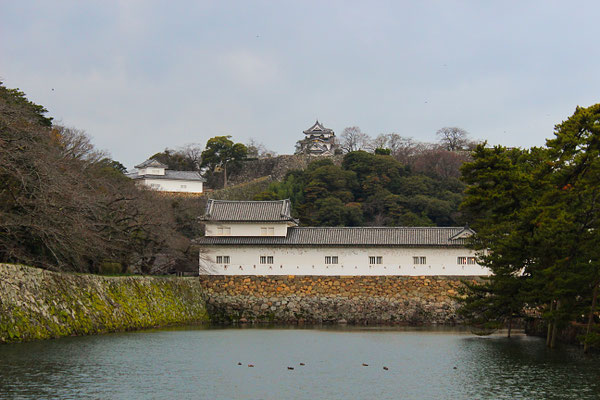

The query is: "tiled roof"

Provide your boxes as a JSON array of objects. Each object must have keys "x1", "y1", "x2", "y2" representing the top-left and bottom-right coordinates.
[
  {"x1": 200, "y1": 199, "x2": 296, "y2": 222},
  {"x1": 130, "y1": 170, "x2": 205, "y2": 181},
  {"x1": 134, "y1": 159, "x2": 168, "y2": 169},
  {"x1": 196, "y1": 226, "x2": 474, "y2": 247},
  {"x1": 303, "y1": 120, "x2": 334, "y2": 135}
]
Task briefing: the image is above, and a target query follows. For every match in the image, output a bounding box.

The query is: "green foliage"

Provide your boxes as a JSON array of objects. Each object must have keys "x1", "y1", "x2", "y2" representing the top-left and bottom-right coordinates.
[
  {"x1": 150, "y1": 145, "x2": 202, "y2": 171},
  {"x1": 201, "y1": 136, "x2": 248, "y2": 187},
  {"x1": 201, "y1": 136, "x2": 248, "y2": 170},
  {"x1": 255, "y1": 171, "x2": 305, "y2": 207},
  {"x1": 0, "y1": 82, "x2": 53, "y2": 127},
  {"x1": 375, "y1": 148, "x2": 391, "y2": 155},
  {"x1": 458, "y1": 104, "x2": 600, "y2": 346},
  {"x1": 99, "y1": 262, "x2": 123, "y2": 274},
  {"x1": 458, "y1": 144, "x2": 555, "y2": 329},
  {"x1": 99, "y1": 157, "x2": 127, "y2": 173},
  {"x1": 257, "y1": 151, "x2": 464, "y2": 227}
]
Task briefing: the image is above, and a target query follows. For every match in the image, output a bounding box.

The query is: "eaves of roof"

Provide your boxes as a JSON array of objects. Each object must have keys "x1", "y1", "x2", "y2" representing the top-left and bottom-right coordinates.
[
  {"x1": 131, "y1": 172, "x2": 205, "y2": 182},
  {"x1": 196, "y1": 226, "x2": 473, "y2": 247}
]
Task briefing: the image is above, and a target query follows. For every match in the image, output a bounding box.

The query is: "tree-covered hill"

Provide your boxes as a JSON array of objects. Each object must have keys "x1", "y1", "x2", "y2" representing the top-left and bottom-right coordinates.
[{"x1": 255, "y1": 150, "x2": 467, "y2": 227}]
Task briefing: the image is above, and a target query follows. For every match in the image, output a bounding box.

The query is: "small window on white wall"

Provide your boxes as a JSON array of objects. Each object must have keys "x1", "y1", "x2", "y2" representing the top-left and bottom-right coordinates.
[
  {"x1": 458, "y1": 257, "x2": 467, "y2": 265},
  {"x1": 369, "y1": 256, "x2": 383, "y2": 265},
  {"x1": 261, "y1": 227, "x2": 275, "y2": 236},
  {"x1": 467, "y1": 257, "x2": 477, "y2": 265},
  {"x1": 413, "y1": 256, "x2": 426, "y2": 265},
  {"x1": 216, "y1": 256, "x2": 230, "y2": 264},
  {"x1": 260, "y1": 256, "x2": 274, "y2": 264},
  {"x1": 325, "y1": 256, "x2": 339, "y2": 264},
  {"x1": 180, "y1": 184, "x2": 187, "y2": 189},
  {"x1": 217, "y1": 227, "x2": 231, "y2": 236}
]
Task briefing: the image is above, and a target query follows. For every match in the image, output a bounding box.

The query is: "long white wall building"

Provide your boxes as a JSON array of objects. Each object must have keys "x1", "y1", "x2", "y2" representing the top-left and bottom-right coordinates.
[{"x1": 197, "y1": 199, "x2": 490, "y2": 276}]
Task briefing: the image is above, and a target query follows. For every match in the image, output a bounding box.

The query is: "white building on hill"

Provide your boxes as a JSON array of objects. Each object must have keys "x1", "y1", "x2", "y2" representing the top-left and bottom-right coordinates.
[
  {"x1": 128, "y1": 159, "x2": 205, "y2": 193},
  {"x1": 197, "y1": 199, "x2": 489, "y2": 276}
]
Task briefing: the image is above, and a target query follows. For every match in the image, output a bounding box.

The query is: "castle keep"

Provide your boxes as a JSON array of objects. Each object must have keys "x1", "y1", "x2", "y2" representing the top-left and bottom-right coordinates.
[{"x1": 297, "y1": 120, "x2": 337, "y2": 156}]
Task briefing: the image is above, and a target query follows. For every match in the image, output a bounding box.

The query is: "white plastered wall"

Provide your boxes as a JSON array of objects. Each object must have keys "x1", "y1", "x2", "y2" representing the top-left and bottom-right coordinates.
[
  {"x1": 199, "y1": 246, "x2": 490, "y2": 276},
  {"x1": 141, "y1": 178, "x2": 203, "y2": 193},
  {"x1": 204, "y1": 222, "x2": 290, "y2": 237},
  {"x1": 138, "y1": 167, "x2": 165, "y2": 175}
]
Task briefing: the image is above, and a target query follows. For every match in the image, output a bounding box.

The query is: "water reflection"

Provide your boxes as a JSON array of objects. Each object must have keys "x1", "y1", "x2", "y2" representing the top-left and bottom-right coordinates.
[{"x1": 1, "y1": 327, "x2": 598, "y2": 400}]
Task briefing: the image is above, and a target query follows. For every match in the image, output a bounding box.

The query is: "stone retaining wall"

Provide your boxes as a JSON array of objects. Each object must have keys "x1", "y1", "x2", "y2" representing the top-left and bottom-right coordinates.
[
  {"x1": 229, "y1": 154, "x2": 344, "y2": 184},
  {"x1": 0, "y1": 264, "x2": 208, "y2": 343},
  {"x1": 199, "y1": 275, "x2": 481, "y2": 325}
]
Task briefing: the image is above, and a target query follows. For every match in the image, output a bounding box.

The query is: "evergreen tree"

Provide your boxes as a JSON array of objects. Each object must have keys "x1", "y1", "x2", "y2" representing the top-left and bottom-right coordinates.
[
  {"x1": 459, "y1": 104, "x2": 600, "y2": 349},
  {"x1": 200, "y1": 136, "x2": 248, "y2": 188},
  {"x1": 535, "y1": 104, "x2": 600, "y2": 350},
  {"x1": 458, "y1": 145, "x2": 546, "y2": 336}
]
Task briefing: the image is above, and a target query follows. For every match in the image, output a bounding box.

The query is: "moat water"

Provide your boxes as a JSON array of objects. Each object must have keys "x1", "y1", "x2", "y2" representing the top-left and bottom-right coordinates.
[{"x1": 1, "y1": 326, "x2": 599, "y2": 400}]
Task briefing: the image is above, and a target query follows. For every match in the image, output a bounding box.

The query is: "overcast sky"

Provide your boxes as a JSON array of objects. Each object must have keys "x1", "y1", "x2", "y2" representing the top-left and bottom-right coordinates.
[{"x1": 2, "y1": 1, "x2": 600, "y2": 168}]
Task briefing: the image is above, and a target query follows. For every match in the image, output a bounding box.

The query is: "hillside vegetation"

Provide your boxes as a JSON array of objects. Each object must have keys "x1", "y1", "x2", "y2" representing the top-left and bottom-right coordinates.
[
  {"x1": 255, "y1": 151, "x2": 467, "y2": 227},
  {"x1": 0, "y1": 83, "x2": 200, "y2": 274}
]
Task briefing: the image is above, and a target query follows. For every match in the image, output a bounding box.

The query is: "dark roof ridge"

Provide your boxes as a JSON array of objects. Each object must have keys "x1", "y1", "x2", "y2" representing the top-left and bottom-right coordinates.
[
  {"x1": 202, "y1": 198, "x2": 295, "y2": 222},
  {"x1": 129, "y1": 171, "x2": 205, "y2": 182},
  {"x1": 289, "y1": 226, "x2": 466, "y2": 229},
  {"x1": 197, "y1": 225, "x2": 474, "y2": 246},
  {"x1": 303, "y1": 120, "x2": 334, "y2": 134},
  {"x1": 134, "y1": 158, "x2": 168, "y2": 169},
  {"x1": 208, "y1": 199, "x2": 289, "y2": 203}
]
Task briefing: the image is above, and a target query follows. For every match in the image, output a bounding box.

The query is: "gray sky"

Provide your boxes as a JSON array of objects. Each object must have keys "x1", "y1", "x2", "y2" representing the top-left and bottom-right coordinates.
[{"x1": 2, "y1": 1, "x2": 599, "y2": 168}]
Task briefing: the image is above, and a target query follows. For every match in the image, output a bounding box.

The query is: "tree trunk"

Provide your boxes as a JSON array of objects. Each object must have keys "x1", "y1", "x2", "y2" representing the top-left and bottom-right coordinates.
[
  {"x1": 507, "y1": 316, "x2": 512, "y2": 338},
  {"x1": 550, "y1": 300, "x2": 560, "y2": 349},
  {"x1": 584, "y1": 282, "x2": 599, "y2": 354},
  {"x1": 546, "y1": 301, "x2": 554, "y2": 347},
  {"x1": 223, "y1": 163, "x2": 228, "y2": 188}
]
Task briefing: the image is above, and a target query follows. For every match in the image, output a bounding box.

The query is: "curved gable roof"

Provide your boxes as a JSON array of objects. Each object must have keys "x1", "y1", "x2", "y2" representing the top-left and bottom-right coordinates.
[
  {"x1": 134, "y1": 159, "x2": 168, "y2": 169},
  {"x1": 303, "y1": 120, "x2": 334, "y2": 135}
]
